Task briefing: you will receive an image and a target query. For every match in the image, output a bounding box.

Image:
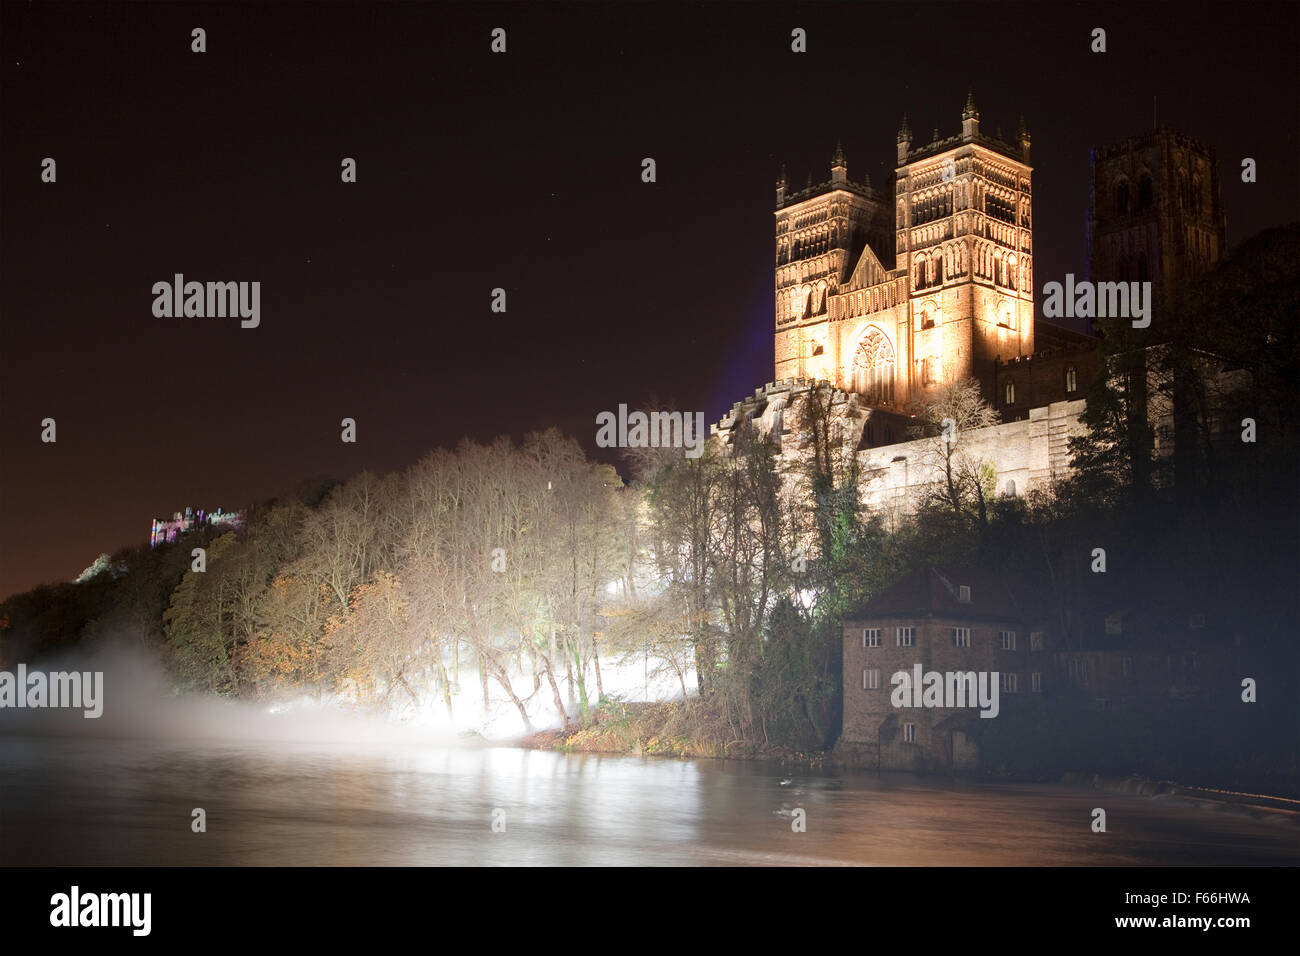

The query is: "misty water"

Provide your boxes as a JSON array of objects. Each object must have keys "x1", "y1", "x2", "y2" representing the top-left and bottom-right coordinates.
[{"x1": 3, "y1": 734, "x2": 1297, "y2": 866}]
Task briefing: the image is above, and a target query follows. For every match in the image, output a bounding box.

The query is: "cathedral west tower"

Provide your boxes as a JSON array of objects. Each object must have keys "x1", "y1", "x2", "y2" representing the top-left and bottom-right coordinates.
[{"x1": 775, "y1": 95, "x2": 1035, "y2": 410}]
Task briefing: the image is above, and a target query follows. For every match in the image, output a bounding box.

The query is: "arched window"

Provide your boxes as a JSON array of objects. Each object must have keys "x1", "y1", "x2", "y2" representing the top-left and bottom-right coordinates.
[
  {"x1": 915, "y1": 255, "x2": 927, "y2": 288},
  {"x1": 1066, "y1": 365, "x2": 1078, "y2": 393},
  {"x1": 1115, "y1": 178, "x2": 1129, "y2": 216},
  {"x1": 1137, "y1": 171, "x2": 1153, "y2": 210},
  {"x1": 851, "y1": 327, "x2": 896, "y2": 407},
  {"x1": 1005, "y1": 479, "x2": 1016, "y2": 497},
  {"x1": 1005, "y1": 381, "x2": 1015, "y2": 405}
]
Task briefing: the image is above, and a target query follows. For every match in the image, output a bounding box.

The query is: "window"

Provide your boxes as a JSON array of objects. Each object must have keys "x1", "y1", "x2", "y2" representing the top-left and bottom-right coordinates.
[
  {"x1": 863, "y1": 628, "x2": 881, "y2": 647},
  {"x1": 1189, "y1": 613, "x2": 1206, "y2": 629},
  {"x1": 1081, "y1": 660, "x2": 1089, "y2": 682},
  {"x1": 1137, "y1": 172, "x2": 1153, "y2": 210},
  {"x1": 1115, "y1": 178, "x2": 1129, "y2": 216},
  {"x1": 1065, "y1": 365, "x2": 1078, "y2": 393},
  {"x1": 902, "y1": 722, "x2": 916, "y2": 743},
  {"x1": 896, "y1": 627, "x2": 914, "y2": 647},
  {"x1": 1005, "y1": 479, "x2": 1016, "y2": 497},
  {"x1": 1029, "y1": 631, "x2": 1044, "y2": 651},
  {"x1": 958, "y1": 585, "x2": 971, "y2": 603},
  {"x1": 852, "y1": 326, "x2": 896, "y2": 406},
  {"x1": 1001, "y1": 672, "x2": 1018, "y2": 693},
  {"x1": 952, "y1": 627, "x2": 971, "y2": 648},
  {"x1": 1105, "y1": 615, "x2": 1123, "y2": 635},
  {"x1": 1122, "y1": 657, "x2": 1132, "y2": 679},
  {"x1": 863, "y1": 668, "x2": 881, "y2": 690},
  {"x1": 999, "y1": 630, "x2": 1016, "y2": 650},
  {"x1": 1031, "y1": 672, "x2": 1042, "y2": 693},
  {"x1": 1067, "y1": 659, "x2": 1078, "y2": 679},
  {"x1": 1004, "y1": 381, "x2": 1015, "y2": 405}
]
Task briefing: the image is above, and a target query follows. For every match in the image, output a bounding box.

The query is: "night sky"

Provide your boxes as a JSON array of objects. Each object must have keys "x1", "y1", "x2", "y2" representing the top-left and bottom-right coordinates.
[{"x1": 1, "y1": 2, "x2": 1296, "y2": 598}]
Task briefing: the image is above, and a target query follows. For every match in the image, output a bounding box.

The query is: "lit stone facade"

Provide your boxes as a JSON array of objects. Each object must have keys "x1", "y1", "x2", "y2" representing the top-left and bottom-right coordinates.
[{"x1": 774, "y1": 96, "x2": 1035, "y2": 408}]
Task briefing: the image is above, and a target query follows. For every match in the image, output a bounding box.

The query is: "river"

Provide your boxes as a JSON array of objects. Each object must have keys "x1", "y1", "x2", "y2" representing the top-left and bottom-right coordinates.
[{"x1": 1, "y1": 736, "x2": 1295, "y2": 865}]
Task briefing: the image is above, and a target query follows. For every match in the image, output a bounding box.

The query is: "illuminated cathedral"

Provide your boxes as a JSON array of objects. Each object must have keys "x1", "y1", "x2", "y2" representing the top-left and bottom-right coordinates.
[{"x1": 773, "y1": 94, "x2": 1092, "y2": 419}]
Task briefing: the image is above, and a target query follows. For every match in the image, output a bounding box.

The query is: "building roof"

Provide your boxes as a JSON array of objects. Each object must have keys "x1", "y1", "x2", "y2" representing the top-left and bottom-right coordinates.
[{"x1": 846, "y1": 564, "x2": 1049, "y2": 624}]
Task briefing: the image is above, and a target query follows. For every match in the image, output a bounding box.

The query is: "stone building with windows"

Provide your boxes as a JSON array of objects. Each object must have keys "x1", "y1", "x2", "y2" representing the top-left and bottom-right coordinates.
[{"x1": 835, "y1": 565, "x2": 1053, "y2": 771}]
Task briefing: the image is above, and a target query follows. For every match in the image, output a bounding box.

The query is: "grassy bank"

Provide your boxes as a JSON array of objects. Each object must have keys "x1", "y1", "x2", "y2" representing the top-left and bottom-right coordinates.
[{"x1": 519, "y1": 698, "x2": 827, "y2": 766}]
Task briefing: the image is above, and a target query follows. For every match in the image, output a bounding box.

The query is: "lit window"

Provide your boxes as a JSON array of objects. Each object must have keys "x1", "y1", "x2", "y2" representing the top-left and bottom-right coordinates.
[
  {"x1": 1005, "y1": 381, "x2": 1015, "y2": 405},
  {"x1": 1066, "y1": 365, "x2": 1078, "y2": 393}
]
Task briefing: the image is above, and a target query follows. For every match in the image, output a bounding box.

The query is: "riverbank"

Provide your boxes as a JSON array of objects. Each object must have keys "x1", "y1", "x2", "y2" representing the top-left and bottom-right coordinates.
[
  {"x1": 519, "y1": 700, "x2": 1300, "y2": 820},
  {"x1": 518, "y1": 699, "x2": 827, "y2": 766}
]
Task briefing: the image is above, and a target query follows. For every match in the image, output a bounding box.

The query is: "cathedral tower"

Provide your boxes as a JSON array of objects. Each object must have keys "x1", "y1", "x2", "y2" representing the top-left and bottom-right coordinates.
[
  {"x1": 892, "y1": 94, "x2": 1035, "y2": 404},
  {"x1": 775, "y1": 97, "x2": 1035, "y2": 410},
  {"x1": 1088, "y1": 128, "x2": 1227, "y2": 315},
  {"x1": 773, "y1": 147, "x2": 893, "y2": 385}
]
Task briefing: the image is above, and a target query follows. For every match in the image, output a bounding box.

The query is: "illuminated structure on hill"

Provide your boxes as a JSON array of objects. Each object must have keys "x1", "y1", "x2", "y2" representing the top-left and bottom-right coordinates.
[{"x1": 149, "y1": 507, "x2": 244, "y2": 548}]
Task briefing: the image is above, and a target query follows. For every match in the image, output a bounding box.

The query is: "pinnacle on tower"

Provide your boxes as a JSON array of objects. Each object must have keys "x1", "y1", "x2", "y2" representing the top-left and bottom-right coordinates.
[
  {"x1": 961, "y1": 93, "x2": 980, "y2": 139},
  {"x1": 897, "y1": 115, "x2": 912, "y2": 143},
  {"x1": 831, "y1": 141, "x2": 847, "y2": 183}
]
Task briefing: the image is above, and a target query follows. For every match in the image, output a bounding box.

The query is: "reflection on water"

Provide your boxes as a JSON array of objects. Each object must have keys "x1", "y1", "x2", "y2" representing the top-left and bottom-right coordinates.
[{"x1": 1, "y1": 737, "x2": 1295, "y2": 866}]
